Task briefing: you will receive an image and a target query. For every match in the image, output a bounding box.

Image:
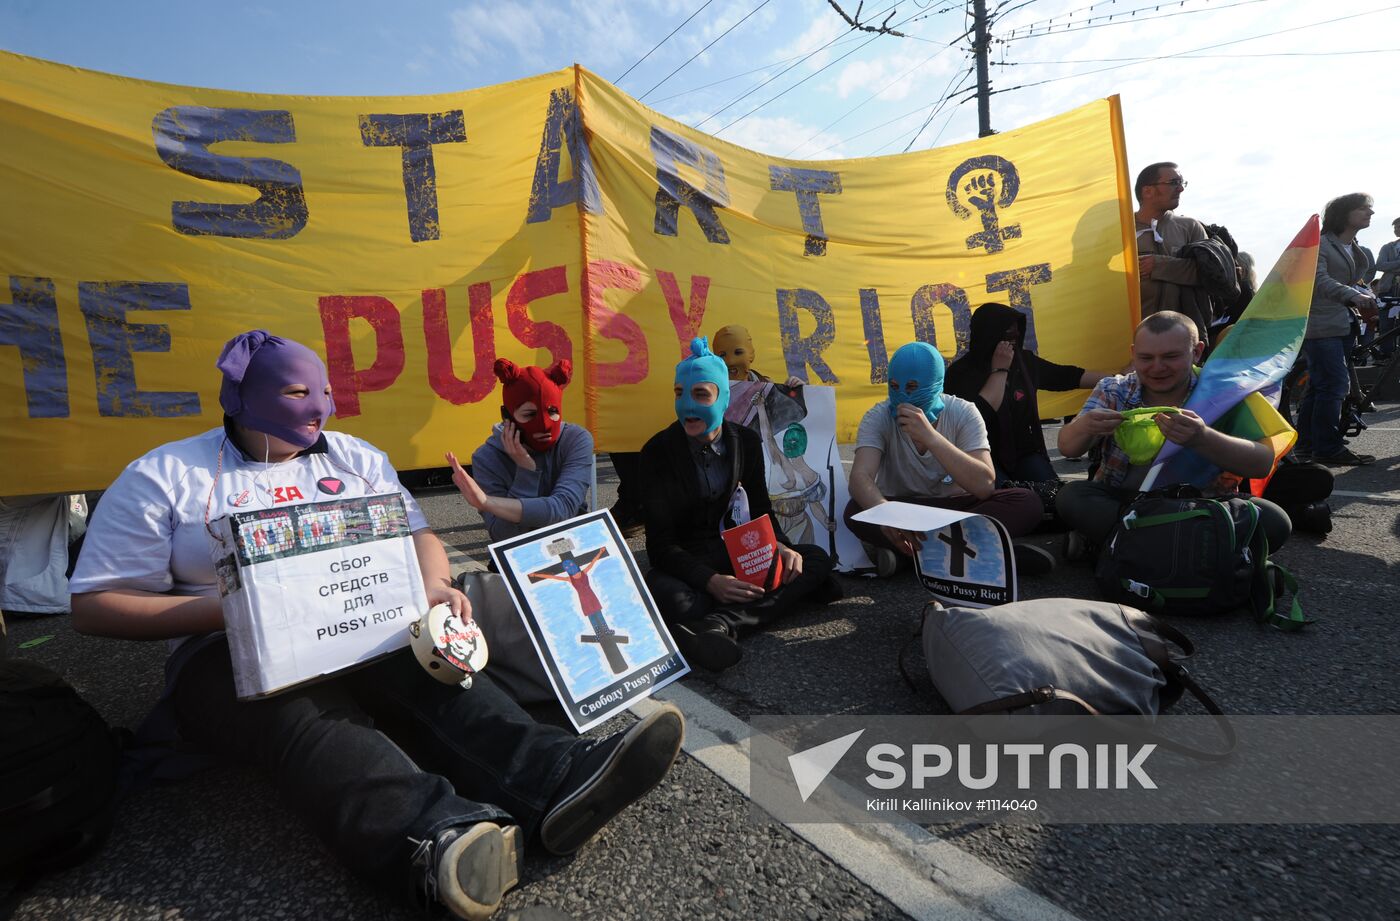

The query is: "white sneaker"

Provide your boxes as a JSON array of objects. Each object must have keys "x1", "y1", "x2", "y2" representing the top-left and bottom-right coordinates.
[{"x1": 429, "y1": 823, "x2": 523, "y2": 921}]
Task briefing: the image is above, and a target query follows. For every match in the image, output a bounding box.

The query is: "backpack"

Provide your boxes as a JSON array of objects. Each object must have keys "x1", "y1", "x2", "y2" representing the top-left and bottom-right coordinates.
[
  {"x1": 1094, "y1": 487, "x2": 1306, "y2": 631},
  {"x1": 900, "y1": 598, "x2": 1236, "y2": 760},
  {"x1": 0, "y1": 660, "x2": 124, "y2": 884},
  {"x1": 1181, "y1": 236, "x2": 1241, "y2": 304},
  {"x1": 1177, "y1": 236, "x2": 1241, "y2": 333}
]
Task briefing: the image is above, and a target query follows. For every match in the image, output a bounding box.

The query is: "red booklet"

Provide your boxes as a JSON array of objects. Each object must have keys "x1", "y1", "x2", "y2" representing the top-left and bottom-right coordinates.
[{"x1": 721, "y1": 516, "x2": 783, "y2": 590}]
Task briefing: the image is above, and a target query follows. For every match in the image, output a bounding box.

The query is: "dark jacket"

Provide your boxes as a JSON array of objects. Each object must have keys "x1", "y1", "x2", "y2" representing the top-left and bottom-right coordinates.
[
  {"x1": 943, "y1": 303, "x2": 1084, "y2": 473},
  {"x1": 640, "y1": 420, "x2": 792, "y2": 591}
]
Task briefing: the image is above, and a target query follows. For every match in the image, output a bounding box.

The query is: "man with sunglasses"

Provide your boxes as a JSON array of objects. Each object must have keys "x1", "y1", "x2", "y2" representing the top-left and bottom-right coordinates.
[{"x1": 1134, "y1": 161, "x2": 1210, "y2": 339}]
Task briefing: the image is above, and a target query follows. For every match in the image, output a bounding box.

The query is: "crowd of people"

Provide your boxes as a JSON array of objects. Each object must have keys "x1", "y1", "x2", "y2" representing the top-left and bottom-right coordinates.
[
  {"x1": 60, "y1": 162, "x2": 1393, "y2": 921},
  {"x1": 1134, "y1": 161, "x2": 1394, "y2": 468}
]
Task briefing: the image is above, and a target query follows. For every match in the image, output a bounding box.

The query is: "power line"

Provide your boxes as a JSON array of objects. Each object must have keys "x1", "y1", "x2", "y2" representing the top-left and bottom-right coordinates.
[
  {"x1": 1004, "y1": 0, "x2": 1272, "y2": 40},
  {"x1": 695, "y1": 0, "x2": 903, "y2": 128},
  {"x1": 806, "y1": 63, "x2": 974, "y2": 156},
  {"x1": 994, "y1": 47, "x2": 1400, "y2": 64},
  {"x1": 616, "y1": 0, "x2": 718, "y2": 84},
  {"x1": 650, "y1": 38, "x2": 869, "y2": 104},
  {"x1": 901, "y1": 57, "x2": 976, "y2": 151},
  {"x1": 863, "y1": 62, "x2": 975, "y2": 155},
  {"x1": 714, "y1": 28, "x2": 889, "y2": 133},
  {"x1": 1003, "y1": 0, "x2": 1227, "y2": 36},
  {"x1": 637, "y1": 0, "x2": 775, "y2": 101},
  {"x1": 716, "y1": 6, "x2": 974, "y2": 135},
  {"x1": 825, "y1": 0, "x2": 912, "y2": 35},
  {"x1": 781, "y1": 39, "x2": 962, "y2": 157},
  {"x1": 925, "y1": 72, "x2": 976, "y2": 147},
  {"x1": 990, "y1": 0, "x2": 1039, "y2": 20},
  {"x1": 987, "y1": 2, "x2": 1400, "y2": 95}
]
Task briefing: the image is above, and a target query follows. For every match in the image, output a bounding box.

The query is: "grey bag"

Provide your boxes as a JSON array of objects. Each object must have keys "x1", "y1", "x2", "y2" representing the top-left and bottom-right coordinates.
[
  {"x1": 456, "y1": 570, "x2": 555, "y2": 707},
  {"x1": 912, "y1": 598, "x2": 1234, "y2": 758},
  {"x1": 922, "y1": 599, "x2": 1181, "y2": 716}
]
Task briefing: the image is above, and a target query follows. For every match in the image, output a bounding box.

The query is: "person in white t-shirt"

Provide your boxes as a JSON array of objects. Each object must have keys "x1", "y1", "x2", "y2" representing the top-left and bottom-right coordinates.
[
  {"x1": 69, "y1": 330, "x2": 682, "y2": 921},
  {"x1": 844, "y1": 341, "x2": 1050, "y2": 576}
]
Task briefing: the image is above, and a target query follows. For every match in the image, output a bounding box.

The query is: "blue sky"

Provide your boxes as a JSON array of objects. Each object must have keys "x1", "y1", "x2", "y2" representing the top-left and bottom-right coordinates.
[{"x1": 3, "y1": 0, "x2": 1398, "y2": 272}]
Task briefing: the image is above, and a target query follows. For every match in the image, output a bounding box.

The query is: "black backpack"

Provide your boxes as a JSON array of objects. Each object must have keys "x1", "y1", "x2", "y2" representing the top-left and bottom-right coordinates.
[
  {"x1": 0, "y1": 660, "x2": 124, "y2": 884},
  {"x1": 1094, "y1": 487, "x2": 1306, "y2": 631}
]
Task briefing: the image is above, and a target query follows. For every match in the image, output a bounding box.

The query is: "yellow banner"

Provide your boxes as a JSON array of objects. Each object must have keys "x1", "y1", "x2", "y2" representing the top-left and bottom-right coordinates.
[{"x1": 0, "y1": 52, "x2": 1138, "y2": 495}]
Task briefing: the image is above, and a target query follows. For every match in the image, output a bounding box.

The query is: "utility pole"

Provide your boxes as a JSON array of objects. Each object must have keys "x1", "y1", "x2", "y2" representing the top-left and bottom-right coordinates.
[{"x1": 972, "y1": 0, "x2": 993, "y2": 137}]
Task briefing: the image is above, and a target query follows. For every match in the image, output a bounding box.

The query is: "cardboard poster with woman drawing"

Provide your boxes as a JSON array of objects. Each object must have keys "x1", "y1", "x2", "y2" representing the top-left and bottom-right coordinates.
[
  {"x1": 725, "y1": 383, "x2": 872, "y2": 572},
  {"x1": 489, "y1": 510, "x2": 689, "y2": 731}
]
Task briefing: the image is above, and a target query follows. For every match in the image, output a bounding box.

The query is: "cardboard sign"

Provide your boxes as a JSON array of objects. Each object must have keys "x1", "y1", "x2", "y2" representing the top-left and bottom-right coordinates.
[
  {"x1": 725, "y1": 383, "x2": 872, "y2": 573},
  {"x1": 490, "y1": 510, "x2": 689, "y2": 732},
  {"x1": 850, "y1": 501, "x2": 1017, "y2": 607},
  {"x1": 213, "y1": 493, "x2": 428, "y2": 699},
  {"x1": 722, "y1": 516, "x2": 783, "y2": 589}
]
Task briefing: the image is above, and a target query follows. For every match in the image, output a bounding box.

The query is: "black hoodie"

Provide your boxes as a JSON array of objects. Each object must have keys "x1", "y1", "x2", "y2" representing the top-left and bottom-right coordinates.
[{"x1": 944, "y1": 303, "x2": 1085, "y2": 474}]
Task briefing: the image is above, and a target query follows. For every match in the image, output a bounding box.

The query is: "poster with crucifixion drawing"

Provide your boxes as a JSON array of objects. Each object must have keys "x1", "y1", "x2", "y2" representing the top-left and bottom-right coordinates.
[
  {"x1": 489, "y1": 509, "x2": 688, "y2": 731},
  {"x1": 849, "y1": 502, "x2": 1016, "y2": 608}
]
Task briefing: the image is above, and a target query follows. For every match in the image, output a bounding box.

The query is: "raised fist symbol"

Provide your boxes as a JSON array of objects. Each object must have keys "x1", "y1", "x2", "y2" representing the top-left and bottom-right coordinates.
[
  {"x1": 964, "y1": 172, "x2": 997, "y2": 215},
  {"x1": 945, "y1": 155, "x2": 1022, "y2": 254}
]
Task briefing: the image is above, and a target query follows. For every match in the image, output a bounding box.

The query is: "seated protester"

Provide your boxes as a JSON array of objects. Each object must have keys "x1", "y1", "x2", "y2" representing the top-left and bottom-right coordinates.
[
  {"x1": 640, "y1": 338, "x2": 837, "y2": 672},
  {"x1": 1057, "y1": 310, "x2": 1291, "y2": 555},
  {"x1": 712, "y1": 322, "x2": 813, "y2": 492},
  {"x1": 69, "y1": 331, "x2": 683, "y2": 921},
  {"x1": 944, "y1": 302, "x2": 1107, "y2": 518},
  {"x1": 844, "y1": 341, "x2": 1051, "y2": 576},
  {"x1": 446, "y1": 358, "x2": 592, "y2": 544},
  {"x1": 711, "y1": 323, "x2": 803, "y2": 386}
]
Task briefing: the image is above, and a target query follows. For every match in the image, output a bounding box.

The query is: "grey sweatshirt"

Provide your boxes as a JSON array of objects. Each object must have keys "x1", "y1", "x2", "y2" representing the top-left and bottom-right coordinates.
[{"x1": 469, "y1": 421, "x2": 594, "y2": 542}]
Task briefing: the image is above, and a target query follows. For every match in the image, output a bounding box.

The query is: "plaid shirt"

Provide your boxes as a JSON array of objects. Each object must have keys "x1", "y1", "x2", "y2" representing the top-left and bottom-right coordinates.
[
  {"x1": 1080, "y1": 369, "x2": 1236, "y2": 493},
  {"x1": 1081, "y1": 373, "x2": 1147, "y2": 488}
]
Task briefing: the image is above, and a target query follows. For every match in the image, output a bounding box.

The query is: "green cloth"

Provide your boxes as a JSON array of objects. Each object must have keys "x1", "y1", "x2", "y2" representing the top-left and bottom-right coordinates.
[{"x1": 1113, "y1": 406, "x2": 1180, "y2": 465}]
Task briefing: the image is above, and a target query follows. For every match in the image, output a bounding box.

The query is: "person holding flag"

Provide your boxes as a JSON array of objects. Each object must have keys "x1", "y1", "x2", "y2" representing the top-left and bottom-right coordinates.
[
  {"x1": 1057, "y1": 217, "x2": 1326, "y2": 558},
  {"x1": 1057, "y1": 311, "x2": 1292, "y2": 556}
]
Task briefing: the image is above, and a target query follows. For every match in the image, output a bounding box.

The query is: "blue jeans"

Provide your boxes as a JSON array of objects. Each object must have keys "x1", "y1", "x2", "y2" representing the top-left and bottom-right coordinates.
[
  {"x1": 172, "y1": 637, "x2": 582, "y2": 888},
  {"x1": 1296, "y1": 336, "x2": 1350, "y2": 457}
]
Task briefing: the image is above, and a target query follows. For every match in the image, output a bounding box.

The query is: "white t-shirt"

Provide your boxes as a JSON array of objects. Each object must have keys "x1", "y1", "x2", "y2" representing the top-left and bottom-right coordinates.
[
  {"x1": 70, "y1": 427, "x2": 428, "y2": 607},
  {"x1": 855, "y1": 396, "x2": 990, "y2": 498}
]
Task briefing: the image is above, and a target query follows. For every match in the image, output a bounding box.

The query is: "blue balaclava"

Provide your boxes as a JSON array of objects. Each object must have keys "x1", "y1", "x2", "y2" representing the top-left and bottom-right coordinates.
[
  {"x1": 675, "y1": 337, "x2": 731, "y2": 436},
  {"x1": 887, "y1": 341, "x2": 946, "y2": 424}
]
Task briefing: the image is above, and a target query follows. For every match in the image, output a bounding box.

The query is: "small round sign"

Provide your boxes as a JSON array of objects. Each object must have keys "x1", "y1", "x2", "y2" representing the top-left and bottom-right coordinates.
[{"x1": 409, "y1": 603, "x2": 489, "y2": 689}]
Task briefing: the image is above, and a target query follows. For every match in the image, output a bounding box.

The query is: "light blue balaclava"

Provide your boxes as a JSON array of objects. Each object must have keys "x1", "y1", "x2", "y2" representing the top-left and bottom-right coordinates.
[
  {"x1": 675, "y1": 337, "x2": 730, "y2": 435},
  {"x1": 887, "y1": 341, "x2": 946, "y2": 424}
]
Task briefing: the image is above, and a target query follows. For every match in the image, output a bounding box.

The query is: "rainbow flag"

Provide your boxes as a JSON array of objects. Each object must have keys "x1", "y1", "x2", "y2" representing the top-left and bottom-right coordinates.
[{"x1": 1143, "y1": 216, "x2": 1319, "y2": 490}]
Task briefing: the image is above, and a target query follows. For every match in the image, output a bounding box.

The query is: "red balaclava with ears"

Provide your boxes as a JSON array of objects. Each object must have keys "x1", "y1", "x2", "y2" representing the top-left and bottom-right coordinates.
[{"x1": 495, "y1": 358, "x2": 572, "y2": 450}]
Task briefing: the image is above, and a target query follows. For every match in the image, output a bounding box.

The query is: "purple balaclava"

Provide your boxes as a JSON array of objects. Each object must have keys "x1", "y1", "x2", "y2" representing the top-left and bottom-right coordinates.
[{"x1": 217, "y1": 330, "x2": 335, "y2": 449}]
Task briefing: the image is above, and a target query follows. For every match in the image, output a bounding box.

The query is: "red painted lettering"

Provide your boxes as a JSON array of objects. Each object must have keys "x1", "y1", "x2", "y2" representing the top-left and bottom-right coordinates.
[
  {"x1": 657, "y1": 270, "x2": 710, "y2": 360},
  {"x1": 318, "y1": 295, "x2": 406, "y2": 417},
  {"x1": 422, "y1": 283, "x2": 496, "y2": 404},
  {"x1": 584, "y1": 259, "x2": 648, "y2": 387},
  {"x1": 505, "y1": 266, "x2": 573, "y2": 366}
]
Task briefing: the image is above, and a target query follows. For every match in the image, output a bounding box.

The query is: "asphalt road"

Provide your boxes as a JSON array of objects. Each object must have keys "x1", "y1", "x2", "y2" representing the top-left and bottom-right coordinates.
[{"x1": 7, "y1": 405, "x2": 1400, "y2": 921}]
